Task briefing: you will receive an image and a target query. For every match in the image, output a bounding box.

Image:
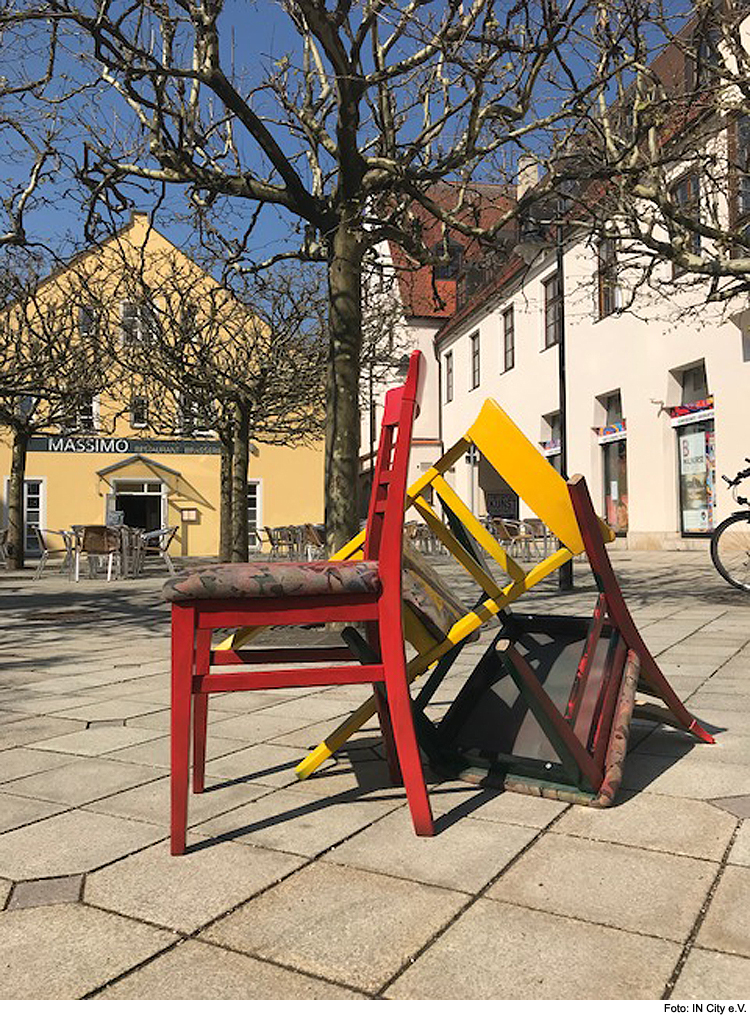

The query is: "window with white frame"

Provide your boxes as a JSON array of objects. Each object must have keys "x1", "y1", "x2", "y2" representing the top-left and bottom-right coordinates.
[
  {"x1": 120, "y1": 301, "x2": 158, "y2": 347},
  {"x1": 502, "y1": 306, "x2": 514, "y2": 372},
  {"x1": 670, "y1": 171, "x2": 702, "y2": 264},
  {"x1": 444, "y1": 351, "x2": 454, "y2": 403},
  {"x1": 78, "y1": 306, "x2": 99, "y2": 338},
  {"x1": 130, "y1": 395, "x2": 148, "y2": 428},
  {"x1": 247, "y1": 480, "x2": 261, "y2": 549},
  {"x1": 177, "y1": 394, "x2": 213, "y2": 436},
  {"x1": 543, "y1": 272, "x2": 561, "y2": 348},
  {"x1": 63, "y1": 393, "x2": 97, "y2": 433},
  {"x1": 470, "y1": 331, "x2": 480, "y2": 389},
  {"x1": 597, "y1": 237, "x2": 620, "y2": 318}
]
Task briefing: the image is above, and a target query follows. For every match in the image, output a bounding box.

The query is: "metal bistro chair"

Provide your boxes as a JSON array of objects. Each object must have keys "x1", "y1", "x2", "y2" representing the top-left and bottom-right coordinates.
[
  {"x1": 34, "y1": 528, "x2": 75, "y2": 580},
  {"x1": 140, "y1": 526, "x2": 178, "y2": 575},
  {"x1": 163, "y1": 350, "x2": 434, "y2": 854},
  {"x1": 74, "y1": 525, "x2": 122, "y2": 581},
  {"x1": 0, "y1": 528, "x2": 8, "y2": 568}
]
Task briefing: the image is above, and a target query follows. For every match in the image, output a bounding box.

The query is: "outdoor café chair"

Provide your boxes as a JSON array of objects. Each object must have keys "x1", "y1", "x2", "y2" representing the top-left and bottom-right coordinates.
[
  {"x1": 74, "y1": 525, "x2": 122, "y2": 581},
  {"x1": 34, "y1": 528, "x2": 75, "y2": 580},
  {"x1": 141, "y1": 525, "x2": 178, "y2": 574},
  {"x1": 0, "y1": 527, "x2": 8, "y2": 567},
  {"x1": 163, "y1": 350, "x2": 434, "y2": 854}
]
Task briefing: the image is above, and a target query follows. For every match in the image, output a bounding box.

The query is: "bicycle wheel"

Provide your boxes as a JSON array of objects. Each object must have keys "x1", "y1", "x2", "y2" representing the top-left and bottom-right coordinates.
[{"x1": 711, "y1": 512, "x2": 750, "y2": 592}]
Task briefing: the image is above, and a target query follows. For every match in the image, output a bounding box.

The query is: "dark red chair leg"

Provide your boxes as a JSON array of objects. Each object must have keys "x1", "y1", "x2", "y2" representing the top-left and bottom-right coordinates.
[
  {"x1": 379, "y1": 611, "x2": 434, "y2": 836},
  {"x1": 192, "y1": 627, "x2": 211, "y2": 794},
  {"x1": 171, "y1": 603, "x2": 196, "y2": 856}
]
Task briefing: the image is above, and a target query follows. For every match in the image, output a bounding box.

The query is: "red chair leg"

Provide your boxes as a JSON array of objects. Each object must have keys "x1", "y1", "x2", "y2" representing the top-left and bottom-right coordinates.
[
  {"x1": 379, "y1": 618, "x2": 434, "y2": 837},
  {"x1": 171, "y1": 603, "x2": 196, "y2": 855},
  {"x1": 192, "y1": 628, "x2": 211, "y2": 794}
]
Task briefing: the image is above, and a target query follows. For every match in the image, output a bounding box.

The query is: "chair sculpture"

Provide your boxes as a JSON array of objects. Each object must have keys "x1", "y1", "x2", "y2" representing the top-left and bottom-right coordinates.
[
  {"x1": 34, "y1": 528, "x2": 75, "y2": 579},
  {"x1": 163, "y1": 351, "x2": 434, "y2": 855},
  {"x1": 283, "y1": 399, "x2": 713, "y2": 786},
  {"x1": 74, "y1": 525, "x2": 121, "y2": 581}
]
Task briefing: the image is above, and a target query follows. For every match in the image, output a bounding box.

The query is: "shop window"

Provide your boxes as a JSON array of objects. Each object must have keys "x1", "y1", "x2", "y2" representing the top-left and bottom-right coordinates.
[
  {"x1": 470, "y1": 331, "x2": 480, "y2": 389},
  {"x1": 444, "y1": 351, "x2": 454, "y2": 403},
  {"x1": 541, "y1": 411, "x2": 562, "y2": 473},
  {"x1": 502, "y1": 306, "x2": 514, "y2": 372},
  {"x1": 543, "y1": 272, "x2": 561, "y2": 348}
]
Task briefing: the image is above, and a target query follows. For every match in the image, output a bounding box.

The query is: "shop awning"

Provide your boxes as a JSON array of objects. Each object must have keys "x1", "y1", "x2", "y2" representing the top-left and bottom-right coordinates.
[{"x1": 96, "y1": 454, "x2": 210, "y2": 506}]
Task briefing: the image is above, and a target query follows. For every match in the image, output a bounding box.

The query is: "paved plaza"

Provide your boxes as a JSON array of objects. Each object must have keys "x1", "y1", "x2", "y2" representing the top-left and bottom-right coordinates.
[{"x1": 0, "y1": 549, "x2": 748, "y2": 1000}]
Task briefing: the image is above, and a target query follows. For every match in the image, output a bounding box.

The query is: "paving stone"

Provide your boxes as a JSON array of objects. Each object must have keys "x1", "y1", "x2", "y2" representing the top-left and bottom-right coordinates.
[
  {"x1": 203, "y1": 741, "x2": 319, "y2": 788},
  {"x1": 0, "y1": 809, "x2": 165, "y2": 879},
  {"x1": 295, "y1": 757, "x2": 415, "y2": 798},
  {"x1": 47, "y1": 698, "x2": 167, "y2": 722},
  {"x1": 728, "y1": 823, "x2": 750, "y2": 869},
  {"x1": 2, "y1": 756, "x2": 164, "y2": 806},
  {"x1": 193, "y1": 784, "x2": 403, "y2": 856},
  {"x1": 427, "y1": 784, "x2": 567, "y2": 829},
  {"x1": 0, "y1": 877, "x2": 11, "y2": 907},
  {"x1": 84, "y1": 774, "x2": 272, "y2": 827},
  {"x1": 486, "y1": 834, "x2": 715, "y2": 942},
  {"x1": 85, "y1": 837, "x2": 305, "y2": 932},
  {"x1": 671, "y1": 948, "x2": 750, "y2": 1000},
  {"x1": 551, "y1": 793, "x2": 737, "y2": 861},
  {"x1": 324, "y1": 807, "x2": 536, "y2": 892},
  {"x1": 0, "y1": 694, "x2": 105, "y2": 716},
  {"x1": 623, "y1": 754, "x2": 750, "y2": 799},
  {"x1": 634, "y1": 729, "x2": 750, "y2": 765},
  {"x1": 0, "y1": 791, "x2": 68, "y2": 833},
  {"x1": 711, "y1": 795, "x2": 750, "y2": 819},
  {"x1": 107, "y1": 732, "x2": 249, "y2": 769},
  {"x1": 0, "y1": 716, "x2": 82, "y2": 751},
  {"x1": 0, "y1": 903, "x2": 174, "y2": 999},
  {"x1": 199, "y1": 861, "x2": 467, "y2": 993},
  {"x1": 8, "y1": 874, "x2": 83, "y2": 909},
  {"x1": 93, "y1": 940, "x2": 364, "y2": 999},
  {"x1": 208, "y1": 711, "x2": 322, "y2": 745},
  {"x1": 27, "y1": 724, "x2": 164, "y2": 757},
  {"x1": 385, "y1": 899, "x2": 680, "y2": 1000},
  {"x1": 0, "y1": 744, "x2": 78, "y2": 781},
  {"x1": 697, "y1": 865, "x2": 750, "y2": 958}
]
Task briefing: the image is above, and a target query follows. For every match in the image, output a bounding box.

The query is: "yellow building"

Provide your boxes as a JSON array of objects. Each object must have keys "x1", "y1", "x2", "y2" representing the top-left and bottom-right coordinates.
[{"x1": 0, "y1": 213, "x2": 324, "y2": 560}]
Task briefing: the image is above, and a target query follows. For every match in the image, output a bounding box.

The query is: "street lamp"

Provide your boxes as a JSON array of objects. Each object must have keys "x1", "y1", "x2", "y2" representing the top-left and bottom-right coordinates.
[{"x1": 515, "y1": 202, "x2": 573, "y2": 592}]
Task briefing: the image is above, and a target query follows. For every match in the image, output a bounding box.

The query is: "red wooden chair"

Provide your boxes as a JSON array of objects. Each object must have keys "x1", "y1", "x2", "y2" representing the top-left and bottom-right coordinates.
[{"x1": 163, "y1": 351, "x2": 434, "y2": 854}]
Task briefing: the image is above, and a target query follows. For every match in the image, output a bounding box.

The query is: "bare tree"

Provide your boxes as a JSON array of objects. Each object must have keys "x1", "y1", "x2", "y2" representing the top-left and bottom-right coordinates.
[
  {"x1": 0, "y1": 255, "x2": 112, "y2": 566},
  {"x1": 101, "y1": 254, "x2": 328, "y2": 561},
  {"x1": 2, "y1": 0, "x2": 641, "y2": 547}
]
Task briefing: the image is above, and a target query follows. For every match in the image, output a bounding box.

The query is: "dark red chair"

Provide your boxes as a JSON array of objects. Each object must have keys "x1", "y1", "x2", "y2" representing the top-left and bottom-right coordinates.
[{"x1": 164, "y1": 351, "x2": 434, "y2": 854}]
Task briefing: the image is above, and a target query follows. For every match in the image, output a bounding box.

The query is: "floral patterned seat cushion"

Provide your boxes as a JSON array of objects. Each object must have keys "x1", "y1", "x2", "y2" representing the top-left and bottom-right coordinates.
[
  {"x1": 162, "y1": 560, "x2": 381, "y2": 602},
  {"x1": 162, "y1": 548, "x2": 473, "y2": 643}
]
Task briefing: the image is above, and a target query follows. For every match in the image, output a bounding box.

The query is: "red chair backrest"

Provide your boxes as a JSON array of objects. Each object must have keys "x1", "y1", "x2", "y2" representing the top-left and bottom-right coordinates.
[{"x1": 363, "y1": 350, "x2": 424, "y2": 588}]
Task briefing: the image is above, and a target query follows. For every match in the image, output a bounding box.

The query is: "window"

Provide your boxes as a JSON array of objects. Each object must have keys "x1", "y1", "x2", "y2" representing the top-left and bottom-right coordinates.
[
  {"x1": 502, "y1": 307, "x2": 514, "y2": 372},
  {"x1": 444, "y1": 351, "x2": 454, "y2": 403},
  {"x1": 543, "y1": 273, "x2": 561, "y2": 349},
  {"x1": 120, "y1": 301, "x2": 158, "y2": 347},
  {"x1": 78, "y1": 306, "x2": 99, "y2": 337},
  {"x1": 247, "y1": 481, "x2": 261, "y2": 550},
  {"x1": 64, "y1": 394, "x2": 96, "y2": 433},
  {"x1": 130, "y1": 395, "x2": 148, "y2": 428},
  {"x1": 671, "y1": 172, "x2": 701, "y2": 263},
  {"x1": 733, "y1": 114, "x2": 750, "y2": 248},
  {"x1": 470, "y1": 331, "x2": 480, "y2": 389},
  {"x1": 177, "y1": 394, "x2": 213, "y2": 436},
  {"x1": 432, "y1": 239, "x2": 464, "y2": 280},
  {"x1": 682, "y1": 363, "x2": 709, "y2": 404},
  {"x1": 597, "y1": 237, "x2": 619, "y2": 318}
]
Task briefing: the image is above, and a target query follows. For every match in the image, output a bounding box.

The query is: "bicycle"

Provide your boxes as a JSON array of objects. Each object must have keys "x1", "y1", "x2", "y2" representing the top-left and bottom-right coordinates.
[{"x1": 710, "y1": 459, "x2": 750, "y2": 592}]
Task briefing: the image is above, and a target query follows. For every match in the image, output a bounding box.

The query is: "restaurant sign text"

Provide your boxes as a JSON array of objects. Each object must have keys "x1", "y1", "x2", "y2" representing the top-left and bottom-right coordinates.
[{"x1": 29, "y1": 435, "x2": 222, "y2": 456}]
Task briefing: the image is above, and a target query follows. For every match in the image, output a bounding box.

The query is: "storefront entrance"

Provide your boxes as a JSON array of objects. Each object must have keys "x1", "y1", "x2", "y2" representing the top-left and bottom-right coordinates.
[
  {"x1": 602, "y1": 439, "x2": 629, "y2": 535},
  {"x1": 111, "y1": 481, "x2": 163, "y2": 532}
]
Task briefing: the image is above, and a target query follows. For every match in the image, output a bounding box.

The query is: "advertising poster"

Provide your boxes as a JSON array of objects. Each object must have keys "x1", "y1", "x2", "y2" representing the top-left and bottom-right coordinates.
[{"x1": 679, "y1": 422, "x2": 715, "y2": 533}]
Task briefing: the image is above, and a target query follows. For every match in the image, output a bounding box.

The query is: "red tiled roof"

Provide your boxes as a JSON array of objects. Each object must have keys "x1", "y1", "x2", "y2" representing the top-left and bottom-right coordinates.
[{"x1": 387, "y1": 183, "x2": 514, "y2": 319}]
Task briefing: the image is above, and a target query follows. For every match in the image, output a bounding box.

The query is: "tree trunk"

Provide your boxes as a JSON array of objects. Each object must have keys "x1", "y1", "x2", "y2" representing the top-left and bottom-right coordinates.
[
  {"x1": 219, "y1": 437, "x2": 233, "y2": 561},
  {"x1": 7, "y1": 428, "x2": 29, "y2": 570},
  {"x1": 325, "y1": 219, "x2": 363, "y2": 553},
  {"x1": 230, "y1": 402, "x2": 251, "y2": 562}
]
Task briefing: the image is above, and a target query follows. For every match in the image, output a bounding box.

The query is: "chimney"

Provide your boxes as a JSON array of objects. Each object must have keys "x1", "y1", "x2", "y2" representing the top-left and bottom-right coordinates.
[{"x1": 517, "y1": 155, "x2": 539, "y2": 200}]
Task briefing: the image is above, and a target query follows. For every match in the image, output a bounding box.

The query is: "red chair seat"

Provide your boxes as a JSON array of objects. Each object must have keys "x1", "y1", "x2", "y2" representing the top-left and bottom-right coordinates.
[{"x1": 162, "y1": 560, "x2": 380, "y2": 602}]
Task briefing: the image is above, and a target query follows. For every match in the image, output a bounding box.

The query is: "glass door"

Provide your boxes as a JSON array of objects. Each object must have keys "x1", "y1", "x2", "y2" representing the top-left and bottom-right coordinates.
[
  {"x1": 602, "y1": 440, "x2": 628, "y2": 535},
  {"x1": 23, "y1": 480, "x2": 43, "y2": 554}
]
